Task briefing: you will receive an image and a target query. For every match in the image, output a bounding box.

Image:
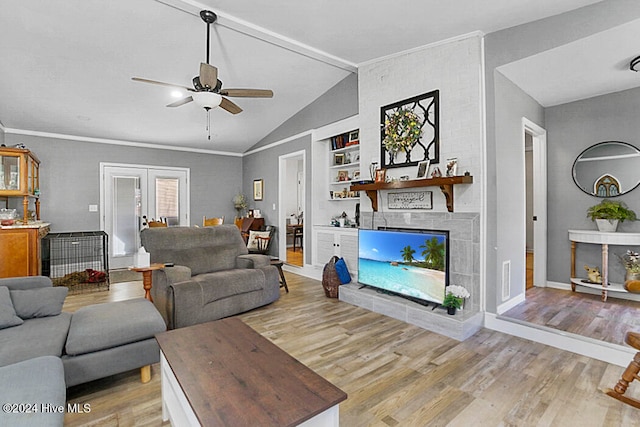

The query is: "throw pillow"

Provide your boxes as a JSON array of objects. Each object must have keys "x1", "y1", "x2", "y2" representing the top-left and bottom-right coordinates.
[
  {"x1": 247, "y1": 230, "x2": 271, "y2": 250},
  {"x1": 10, "y1": 287, "x2": 68, "y2": 319},
  {"x1": 335, "y1": 258, "x2": 352, "y2": 284},
  {"x1": 0, "y1": 286, "x2": 23, "y2": 329}
]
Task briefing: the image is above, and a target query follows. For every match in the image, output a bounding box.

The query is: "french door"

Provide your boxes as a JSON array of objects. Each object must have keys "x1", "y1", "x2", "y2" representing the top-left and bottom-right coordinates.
[{"x1": 101, "y1": 164, "x2": 189, "y2": 269}]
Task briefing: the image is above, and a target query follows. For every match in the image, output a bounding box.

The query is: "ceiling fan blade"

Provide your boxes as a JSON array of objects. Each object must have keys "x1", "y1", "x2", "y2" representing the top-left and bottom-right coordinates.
[
  {"x1": 220, "y1": 89, "x2": 274, "y2": 98},
  {"x1": 199, "y1": 63, "x2": 218, "y2": 89},
  {"x1": 166, "y1": 96, "x2": 194, "y2": 108},
  {"x1": 219, "y1": 97, "x2": 243, "y2": 114},
  {"x1": 132, "y1": 77, "x2": 194, "y2": 92}
]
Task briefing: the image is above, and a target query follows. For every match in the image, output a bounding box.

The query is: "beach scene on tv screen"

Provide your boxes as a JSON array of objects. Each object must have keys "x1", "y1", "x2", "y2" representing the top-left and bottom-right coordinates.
[{"x1": 358, "y1": 229, "x2": 446, "y2": 304}]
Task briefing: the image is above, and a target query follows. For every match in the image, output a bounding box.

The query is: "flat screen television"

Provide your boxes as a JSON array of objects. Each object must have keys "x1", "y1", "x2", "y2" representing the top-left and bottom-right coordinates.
[{"x1": 358, "y1": 227, "x2": 449, "y2": 305}]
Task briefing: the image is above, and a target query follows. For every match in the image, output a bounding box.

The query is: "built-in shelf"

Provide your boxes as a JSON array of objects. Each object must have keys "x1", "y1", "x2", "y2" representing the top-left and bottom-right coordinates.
[{"x1": 350, "y1": 175, "x2": 473, "y2": 212}]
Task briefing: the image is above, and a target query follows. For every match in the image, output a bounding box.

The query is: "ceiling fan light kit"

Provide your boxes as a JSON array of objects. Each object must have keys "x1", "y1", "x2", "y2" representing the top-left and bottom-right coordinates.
[
  {"x1": 192, "y1": 92, "x2": 222, "y2": 110},
  {"x1": 131, "y1": 9, "x2": 273, "y2": 139}
]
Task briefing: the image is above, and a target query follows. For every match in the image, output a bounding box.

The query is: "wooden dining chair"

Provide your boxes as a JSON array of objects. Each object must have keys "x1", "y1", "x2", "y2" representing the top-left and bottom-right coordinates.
[
  {"x1": 605, "y1": 331, "x2": 640, "y2": 409},
  {"x1": 604, "y1": 279, "x2": 640, "y2": 409},
  {"x1": 293, "y1": 225, "x2": 303, "y2": 251},
  {"x1": 203, "y1": 216, "x2": 224, "y2": 226}
]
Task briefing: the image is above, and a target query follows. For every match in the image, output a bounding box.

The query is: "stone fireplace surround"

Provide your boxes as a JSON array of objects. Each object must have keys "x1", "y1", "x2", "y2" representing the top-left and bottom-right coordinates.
[{"x1": 339, "y1": 211, "x2": 483, "y2": 341}]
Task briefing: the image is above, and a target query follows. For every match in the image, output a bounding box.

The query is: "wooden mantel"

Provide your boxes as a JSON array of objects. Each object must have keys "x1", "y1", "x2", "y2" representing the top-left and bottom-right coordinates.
[{"x1": 350, "y1": 175, "x2": 473, "y2": 212}]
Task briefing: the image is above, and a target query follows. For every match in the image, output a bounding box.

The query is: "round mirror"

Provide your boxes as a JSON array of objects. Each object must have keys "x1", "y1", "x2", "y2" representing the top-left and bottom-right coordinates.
[{"x1": 572, "y1": 141, "x2": 640, "y2": 197}]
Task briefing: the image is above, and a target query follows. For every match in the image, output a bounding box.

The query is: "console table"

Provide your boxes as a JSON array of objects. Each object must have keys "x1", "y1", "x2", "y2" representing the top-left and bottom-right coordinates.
[{"x1": 569, "y1": 229, "x2": 640, "y2": 301}]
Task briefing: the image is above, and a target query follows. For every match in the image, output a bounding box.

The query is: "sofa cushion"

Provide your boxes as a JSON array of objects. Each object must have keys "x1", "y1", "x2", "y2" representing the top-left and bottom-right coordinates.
[
  {"x1": 65, "y1": 298, "x2": 166, "y2": 356},
  {"x1": 194, "y1": 269, "x2": 264, "y2": 305},
  {"x1": 0, "y1": 286, "x2": 23, "y2": 330},
  {"x1": 10, "y1": 287, "x2": 68, "y2": 319},
  {"x1": 0, "y1": 313, "x2": 72, "y2": 367},
  {"x1": 0, "y1": 356, "x2": 65, "y2": 427},
  {"x1": 141, "y1": 225, "x2": 249, "y2": 275}
]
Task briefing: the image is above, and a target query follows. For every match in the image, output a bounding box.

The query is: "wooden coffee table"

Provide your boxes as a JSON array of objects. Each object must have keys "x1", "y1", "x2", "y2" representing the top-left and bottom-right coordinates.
[{"x1": 155, "y1": 318, "x2": 347, "y2": 426}]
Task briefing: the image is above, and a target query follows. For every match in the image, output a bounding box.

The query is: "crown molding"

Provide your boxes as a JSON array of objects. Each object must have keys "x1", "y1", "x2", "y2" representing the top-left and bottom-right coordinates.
[{"x1": 1, "y1": 127, "x2": 243, "y2": 157}]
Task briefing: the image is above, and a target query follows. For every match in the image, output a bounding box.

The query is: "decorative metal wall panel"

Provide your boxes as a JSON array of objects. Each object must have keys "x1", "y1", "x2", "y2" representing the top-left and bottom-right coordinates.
[{"x1": 380, "y1": 90, "x2": 439, "y2": 169}]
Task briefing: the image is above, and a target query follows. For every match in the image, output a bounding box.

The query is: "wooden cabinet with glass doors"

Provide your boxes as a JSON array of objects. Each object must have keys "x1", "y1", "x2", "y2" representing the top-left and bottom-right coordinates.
[{"x1": 0, "y1": 147, "x2": 40, "y2": 223}]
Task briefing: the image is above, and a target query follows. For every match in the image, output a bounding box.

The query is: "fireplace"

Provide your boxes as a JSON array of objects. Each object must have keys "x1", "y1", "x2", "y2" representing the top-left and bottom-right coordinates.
[{"x1": 340, "y1": 211, "x2": 483, "y2": 341}]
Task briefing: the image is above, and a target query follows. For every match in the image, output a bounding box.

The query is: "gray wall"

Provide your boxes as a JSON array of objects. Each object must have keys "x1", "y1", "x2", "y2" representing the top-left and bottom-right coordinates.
[
  {"x1": 484, "y1": 0, "x2": 640, "y2": 311},
  {"x1": 546, "y1": 87, "x2": 640, "y2": 285},
  {"x1": 242, "y1": 74, "x2": 359, "y2": 262},
  {"x1": 4, "y1": 133, "x2": 242, "y2": 232}
]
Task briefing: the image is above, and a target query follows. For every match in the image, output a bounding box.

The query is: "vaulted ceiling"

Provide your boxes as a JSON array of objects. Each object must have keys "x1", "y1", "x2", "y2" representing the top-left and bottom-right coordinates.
[{"x1": 0, "y1": 0, "x2": 604, "y2": 154}]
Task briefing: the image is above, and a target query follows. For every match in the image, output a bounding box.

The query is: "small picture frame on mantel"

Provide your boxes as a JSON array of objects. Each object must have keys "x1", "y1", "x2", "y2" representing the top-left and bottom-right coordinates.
[{"x1": 416, "y1": 160, "x2": 430, "y2": 179}]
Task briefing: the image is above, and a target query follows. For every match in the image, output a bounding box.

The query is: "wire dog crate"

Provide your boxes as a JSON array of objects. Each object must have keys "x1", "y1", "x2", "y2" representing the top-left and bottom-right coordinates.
[{"x1": 42, "y1": 231, "x2": 109, "y2": 294}]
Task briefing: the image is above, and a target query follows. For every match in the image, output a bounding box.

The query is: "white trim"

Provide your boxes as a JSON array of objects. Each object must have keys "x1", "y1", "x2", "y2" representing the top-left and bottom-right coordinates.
[
  {"x1": 278, "y1": 150, "x2": 306, "y2": 264},
  {"x1": 479, "y1": 36, "x2": 487, "y2": 312},
  {"x1": 358, "y1": 31, "x2": 484, "y2": 68},
  {"x1": 2, "y1": 127, "x2": 242, "y2": 157},
  {"x1": 497, "y1": 292, "x2": 524, "y2": 314},
  {"x1": 485, "y1": 313, "x2": 634, "y2": 368},
  {"x1": 523, "y1": 118, "x2": 547, "y2": 289},
  {"x1": 154, "y1": 0, "x2": 357, "y2": 73},
  {"x1": 311, "y1": 116, "x2": 359, "y2": 141},
  {"x1": 244, "y1": 130, "x2": 313, "y2": 156}
]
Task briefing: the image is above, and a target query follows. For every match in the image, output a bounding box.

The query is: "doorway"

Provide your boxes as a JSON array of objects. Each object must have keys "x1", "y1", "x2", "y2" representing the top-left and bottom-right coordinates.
[
  {"x1": 278, "y1": 151, "x2": 305, "y2": 267},
  {"x1": 100, "y1": 164, "x2": 189, "y2": 269},
  {"x1": 522, "y1": 119, "x2": 547, "y2": 290}
]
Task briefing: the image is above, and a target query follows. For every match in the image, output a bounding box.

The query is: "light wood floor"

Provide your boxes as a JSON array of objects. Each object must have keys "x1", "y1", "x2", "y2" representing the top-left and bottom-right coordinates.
[
  {"x1": 62, "y1": 273, "x2": 640, "y2": 426},
  {"x1": 286, "y1": 246, "x2": 303, "y2": 266}
]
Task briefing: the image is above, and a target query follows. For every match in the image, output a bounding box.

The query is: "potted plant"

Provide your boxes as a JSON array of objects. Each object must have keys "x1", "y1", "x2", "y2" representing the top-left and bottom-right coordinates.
[
  {"x1": 233, "y1": 193, "x2": 248, "y2": 218},
  {"x1": 618, "y1": 250, "x2": 640, "y2": 282},
  {"x1": 442, "y1": 285, "x2": 469, "y2": 315},
  {"x1": 586, "y1": 199, "x2": 637, "y2": 232}
]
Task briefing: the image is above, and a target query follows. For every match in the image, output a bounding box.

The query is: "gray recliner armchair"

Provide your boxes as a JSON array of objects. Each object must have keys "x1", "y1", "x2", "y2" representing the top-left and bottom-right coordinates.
[{"x1": 140, "y1": 225, "x2": 280, "y2": 329}]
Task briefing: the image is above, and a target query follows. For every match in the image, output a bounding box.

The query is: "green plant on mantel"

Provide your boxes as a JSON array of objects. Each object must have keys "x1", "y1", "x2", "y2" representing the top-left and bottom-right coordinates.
[
  {"x1": 586, "y1": 199, "x2": 637, "y2": 222},
  {"x1": 442, "y1": 293, "x2": 463, "y2": 309}
]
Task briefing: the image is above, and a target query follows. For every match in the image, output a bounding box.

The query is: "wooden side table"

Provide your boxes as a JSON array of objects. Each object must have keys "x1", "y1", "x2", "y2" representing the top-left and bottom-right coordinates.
[
  {"x1": 270, "y1": 259, "x2": 288, "y2": 293},
  {"x1": 129, "y1": 263, "x2": 165, "y2": 302}
]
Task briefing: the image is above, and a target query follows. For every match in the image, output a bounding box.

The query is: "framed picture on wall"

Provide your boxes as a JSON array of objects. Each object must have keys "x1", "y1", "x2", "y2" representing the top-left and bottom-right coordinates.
[{"x1": 253, "y1": 179, "x2": 264, "y2": 201}]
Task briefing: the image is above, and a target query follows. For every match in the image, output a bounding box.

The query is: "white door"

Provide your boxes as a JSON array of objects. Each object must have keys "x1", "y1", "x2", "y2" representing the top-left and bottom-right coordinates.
[{"x1": 101, "y1": 164, "x2": 189, "y2": 269}]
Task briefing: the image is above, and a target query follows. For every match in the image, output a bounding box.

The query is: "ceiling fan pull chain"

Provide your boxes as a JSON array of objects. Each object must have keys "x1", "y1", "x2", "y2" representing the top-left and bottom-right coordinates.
[{"x1": 207, "y1": 109, "x2": 211, "y2": 140}]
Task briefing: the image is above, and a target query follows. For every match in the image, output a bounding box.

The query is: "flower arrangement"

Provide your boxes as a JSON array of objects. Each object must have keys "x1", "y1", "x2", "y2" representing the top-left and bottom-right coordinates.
[
  {"x1": 382, "y1": 107, "x2": 422, "y2": 154},
  {"x1": 442, "y1": 285, "x2": 470, "y2": 309},
  {"x1": 618, "y1": 250, "x2": 640, "y2": 274},
  {"x1": 233, "y1": 193, "x2": 248, "y2": 216}
]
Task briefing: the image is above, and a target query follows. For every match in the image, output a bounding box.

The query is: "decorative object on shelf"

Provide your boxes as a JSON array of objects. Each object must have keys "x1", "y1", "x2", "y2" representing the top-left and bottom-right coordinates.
[
  {"x1": 445, "y1": 158, "x2": 458, "y2": 177},
  {"x1": 618, "y1": 250, "x2": 640, "y2": 282},
  {"x1": 337, "y1": 170, "x2": 349, "y2": 182},
  {"x1": 586, "y1": 199, "x2": 637, "y2": 232},
  {"x1": 416, "y1": 160, "x2": 430, "y2": 179},
  {"x1": 369, "y1": 162, "x2": 379, "y2": 181},
  {"x1": 431, "y1": 167, "x2": 442, "y2": 178},
  {"x1": 334, "y1": 153, "x2": 345, "y2": 165},
  {"x1": 233, "y1": 193, "x2": 248, "y2": 217},
  {"x1": 442, "y1": 285, "x2": 469, "y2": 315},
  {"x1": 584, "y1": 264, "x2": 602, "y2": 284},
  {"x1": 253, "y1": 179, "x2": 263, "y2": 201},
  {"x1": 375, "y1": 169, "x2": 386, "y2": 183},
  {"x1": 380, "y1": 90, "x2": 439, "y2": 169},
  {"x1": 348, "y1": 130, "x2": 359, "y2": 145},
  {"x1": 388, "y1": 191, "x2": 432, "y2": 210}
]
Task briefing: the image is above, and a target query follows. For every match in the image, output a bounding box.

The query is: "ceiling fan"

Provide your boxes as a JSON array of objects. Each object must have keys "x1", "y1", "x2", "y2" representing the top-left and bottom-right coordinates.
[{"x1": 132, "y1": 10, "x2": 273, "y2": 116}]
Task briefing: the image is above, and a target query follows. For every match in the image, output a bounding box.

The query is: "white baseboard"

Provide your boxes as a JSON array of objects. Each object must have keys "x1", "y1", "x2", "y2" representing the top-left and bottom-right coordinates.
[{"x1": 497, "y1": 293, "x2": 525, "y2": 314}]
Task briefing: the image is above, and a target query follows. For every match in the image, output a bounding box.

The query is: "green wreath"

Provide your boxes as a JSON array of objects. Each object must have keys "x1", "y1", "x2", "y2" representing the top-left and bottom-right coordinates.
[{"x1": 383, "y1": 107, "x2": 422, "y2": 154}]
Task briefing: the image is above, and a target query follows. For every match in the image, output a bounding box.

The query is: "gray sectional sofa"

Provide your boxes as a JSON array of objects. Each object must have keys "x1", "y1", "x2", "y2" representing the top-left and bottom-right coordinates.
[
  {"x1": 141, "y1": 224, "x2": 281, "y2": 329},
  {"x1": 0, "y1": 276, "x2": 166, "y2": 427}
]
